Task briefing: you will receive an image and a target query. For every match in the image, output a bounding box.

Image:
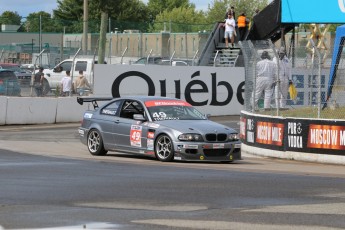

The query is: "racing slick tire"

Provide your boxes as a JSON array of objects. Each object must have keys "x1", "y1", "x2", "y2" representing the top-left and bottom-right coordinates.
[
  {"x1": 155, "y1": 134, "x2": 174, "y2": 162},
  {"x1": 87, "y1": 129, "x2": 108, "y2": 156}
]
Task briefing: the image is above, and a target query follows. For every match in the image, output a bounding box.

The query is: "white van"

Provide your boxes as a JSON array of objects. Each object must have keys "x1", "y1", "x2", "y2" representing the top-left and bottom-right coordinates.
[{"x1": 38, "y1": 58, "x2": 96, "y2": 95}]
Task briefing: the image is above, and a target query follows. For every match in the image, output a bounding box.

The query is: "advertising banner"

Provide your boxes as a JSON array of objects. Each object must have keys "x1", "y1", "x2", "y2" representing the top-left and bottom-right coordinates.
[
  {"x1": 282, "y1": 0, "x2": 345, "y2": 23},
  {"x1": 94, "y1": 65, "x2": 245, "y2": 116},
  {"x1": 241, "y1": 112, "x2": 345, "y2": 156},
  {"x1": 285, "y1": 118, "x2": 345, "y2": 155},
  {"x1": 240, "y1": 112, "x2": 285, "y2": 151}
]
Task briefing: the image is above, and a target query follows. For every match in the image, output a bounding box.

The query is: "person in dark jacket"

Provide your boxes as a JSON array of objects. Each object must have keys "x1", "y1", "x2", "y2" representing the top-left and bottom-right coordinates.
[{"x1": 33, "y1": 67, "x2": 44, "y2": 97}]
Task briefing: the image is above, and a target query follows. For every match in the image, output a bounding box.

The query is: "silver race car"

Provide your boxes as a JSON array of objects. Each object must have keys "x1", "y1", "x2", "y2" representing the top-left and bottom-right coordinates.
[{"x1": 77, "y1": 96, "x2": 241, "y2": 162}]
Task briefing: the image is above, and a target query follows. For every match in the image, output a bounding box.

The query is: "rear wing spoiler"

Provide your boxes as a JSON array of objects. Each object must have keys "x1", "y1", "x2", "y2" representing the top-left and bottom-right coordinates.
[{"x1": 77, "y1": 97, "x2": 113, "y2": 109}]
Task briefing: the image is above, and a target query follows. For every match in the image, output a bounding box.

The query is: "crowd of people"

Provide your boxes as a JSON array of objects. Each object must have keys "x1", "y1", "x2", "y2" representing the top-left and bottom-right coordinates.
[
  {"x1": 59, "y1": 69, "x2": 91, "y2": 97},
  {"x1": 33, "y1": 68, "x2": 91, "y2": 97},
  {"x1": 223, "y1": 6, "x2": 255, "y2": 48},
  {"x1": 222, "y1": 6, "x2": 293, "y2": 110}
]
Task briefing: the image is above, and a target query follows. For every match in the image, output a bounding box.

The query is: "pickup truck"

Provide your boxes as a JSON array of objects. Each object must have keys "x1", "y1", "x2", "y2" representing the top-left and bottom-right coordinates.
[{"x1": 37, "y1": 58, "x2": 96, "y2": 95}]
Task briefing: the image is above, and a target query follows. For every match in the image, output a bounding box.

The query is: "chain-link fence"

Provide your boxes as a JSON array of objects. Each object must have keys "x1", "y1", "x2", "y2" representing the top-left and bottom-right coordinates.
[{"x1": 240, "y1": 39, "x2": 345, "y2": 120}]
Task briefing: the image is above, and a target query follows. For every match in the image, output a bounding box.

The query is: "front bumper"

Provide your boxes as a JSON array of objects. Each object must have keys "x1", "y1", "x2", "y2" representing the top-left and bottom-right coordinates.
[{"x1": 173, "y1": 141, "x2": 241, "y2": 162}]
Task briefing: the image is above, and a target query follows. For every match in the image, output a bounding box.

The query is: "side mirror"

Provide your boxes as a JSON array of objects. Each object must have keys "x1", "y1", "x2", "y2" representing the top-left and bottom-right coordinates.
[
  {"x1": 46, "y1": 73, "x2": 51, "y2": 77},
  {"x1": 133, "y1": 114, "x2": 146, "y2": 121}
]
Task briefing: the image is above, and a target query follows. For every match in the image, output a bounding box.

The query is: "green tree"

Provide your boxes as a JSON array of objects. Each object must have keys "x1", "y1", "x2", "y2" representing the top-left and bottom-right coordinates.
[
  {"x1": 53, "y1": 0, "x2": 150, "y2": 33},
  {"x1": 0, "y1": 11, "x2": 22, "y2": 25},
  {"x1": 153, "y1": 7, "x2": 208, "y2": 32},
  {"x1": 23, "y1": 12, "x2": 58, "y2": 32},
  {"x1": 206, "y1": 0, "x2": 268, "y2": 23},
  {"x1": 53, "y1": 0, "x2": 85, "y2": 33},
  {"x1": 147, "y1": 0, "x2": 194, "y2": 20}
]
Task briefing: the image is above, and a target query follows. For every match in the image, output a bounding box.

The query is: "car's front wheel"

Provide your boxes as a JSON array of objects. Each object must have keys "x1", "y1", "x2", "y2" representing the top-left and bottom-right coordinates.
[
  {"x1": 87, "y1": 129, "x2": 108, "y2": 156},
  {"x1": 155, "y1": 134, "x2": 174, "y2": 162}
]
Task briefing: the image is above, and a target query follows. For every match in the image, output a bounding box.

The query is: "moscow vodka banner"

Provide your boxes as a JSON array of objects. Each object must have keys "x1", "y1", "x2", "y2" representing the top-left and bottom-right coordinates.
[{"x1": 240, "y1": 112, "x2": 345, "y2": 156}]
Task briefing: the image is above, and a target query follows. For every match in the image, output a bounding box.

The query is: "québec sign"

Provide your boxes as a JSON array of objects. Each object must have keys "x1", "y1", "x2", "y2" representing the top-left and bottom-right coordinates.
[
  {"x1": 94, "y1": 65, "x2": 245, "y2": 116},
  {"x1": 111, "y1": 70, "x2": 245, "y2": 106}
]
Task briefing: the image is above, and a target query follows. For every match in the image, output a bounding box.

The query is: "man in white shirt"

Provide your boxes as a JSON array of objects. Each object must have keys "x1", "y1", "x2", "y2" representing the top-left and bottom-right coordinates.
[
  {"x1": 60, "y1": 70, "x2": 72, "y2": 96},
  {"x1": 224, "y1": 13, "x2": 236, "y2": 48},
  {"x1": 253, "y1": 51, "x2": 277, "y2": 110},
  {"x1": 273, "y1": 47, "x2": 292, "y2": 108}
]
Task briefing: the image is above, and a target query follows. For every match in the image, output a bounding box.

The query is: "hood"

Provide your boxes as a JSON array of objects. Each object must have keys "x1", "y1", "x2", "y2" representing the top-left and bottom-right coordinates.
[{"x1": 156, "y1": 119, "x2": 236, "y2": 134}]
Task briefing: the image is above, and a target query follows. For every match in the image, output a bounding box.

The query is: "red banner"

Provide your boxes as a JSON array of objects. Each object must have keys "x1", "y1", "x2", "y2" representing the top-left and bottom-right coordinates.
[
  {"x1": 307, "y1": 124, "x2": 345, "y2": 150},
  {"x1": 256, "y1": 122, "x2": 284, "y2": 146}
]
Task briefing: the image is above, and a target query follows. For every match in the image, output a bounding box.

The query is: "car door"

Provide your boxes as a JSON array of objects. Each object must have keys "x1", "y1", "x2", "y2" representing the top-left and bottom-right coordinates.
[
  {"x1": 49, "y1": 60, "x2": 72, "y2": 87},
  {"x1": 98, "y1": 100, "x2": 122, "y2": 150},
  {"x1": 113, "y1": 100, "x2": 149, "y2": 153}
]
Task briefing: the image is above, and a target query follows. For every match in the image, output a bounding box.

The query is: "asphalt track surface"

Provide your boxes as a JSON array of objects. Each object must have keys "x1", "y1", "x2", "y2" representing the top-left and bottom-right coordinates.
[{"x1": 0, "y1": 117, "x2": 345, "y2": 229}]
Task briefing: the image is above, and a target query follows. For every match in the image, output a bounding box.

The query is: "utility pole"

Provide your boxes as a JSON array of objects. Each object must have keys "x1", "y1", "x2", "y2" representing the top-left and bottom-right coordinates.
[{"x1": 82, "y1": 0, "x2": 88, "y2": 54}]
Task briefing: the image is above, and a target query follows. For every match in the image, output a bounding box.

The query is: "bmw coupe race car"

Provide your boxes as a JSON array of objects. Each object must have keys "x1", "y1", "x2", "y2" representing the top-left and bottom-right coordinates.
[{"x1": 77, "y1": 96, "x2": 241, "y2": 162}]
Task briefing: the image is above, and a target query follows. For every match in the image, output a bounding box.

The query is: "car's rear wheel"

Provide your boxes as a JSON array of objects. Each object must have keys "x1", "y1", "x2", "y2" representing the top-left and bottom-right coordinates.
[
  {"x1": 155, "y1": 134, "x2": 174, "y2": 162},
  {"x1": 87, "y1": 129, "x2": 107, "y2": 156}
]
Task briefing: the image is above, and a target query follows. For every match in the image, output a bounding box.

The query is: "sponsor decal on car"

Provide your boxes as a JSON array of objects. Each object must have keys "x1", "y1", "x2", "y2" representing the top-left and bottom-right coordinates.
[
  {"x1": 143, "y1": 122, "x2": 160, "y2": 128},
  {"x1": 130, "y1": 125, "x2": 142, "y2": 147},
  {"x1": 84, "y1": 113, "x2": 93, "y2": 119},
  {"x1": 147, "y1": 132, "x2": 155, "y2": 139},
  {"x1": 78, "y1": 129, "x2": 85, "y2": 136},
  {"x1": 213, "y1": 143, "x2": 225, "y2": 149},
  {"x1": 147, "y1": 139, "x2": 154, "y2": 150},
  {"x1": 145, "y1": 100, "x2": 191, "y2": 107},
  {"x1": 183, "y1": 144, "x2": 198, "y2": 149},
  {"x1": 101, "y1": 109, "x2": 116, "y2": 115}
]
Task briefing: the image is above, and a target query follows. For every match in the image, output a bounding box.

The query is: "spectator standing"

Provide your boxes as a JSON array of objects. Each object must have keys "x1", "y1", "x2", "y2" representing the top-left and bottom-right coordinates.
[
  {"x1": 74, "y1": 70, "x2": 91, "y2": 96},
  {"x1": 224, "y1": 13, "x2": 236, "y2": 48},
  {"x1": 273, "y1": 47, "x2": 292, "y2": 109},
  {"x1": 237, "y1": 13, "x2": 249, "y2": 41},
  {"x1": 252, "y1": 51, "x2": 277, "y2": 110},
  {"x1": 225, "y1": 6, "x2": 236, "y2": 19},
  {"x1": 60, "y1": 70, "x2": 72, "y2": 96},
  {"x1": 33, "y1": 67, "x2": 44, "y2": 97}
]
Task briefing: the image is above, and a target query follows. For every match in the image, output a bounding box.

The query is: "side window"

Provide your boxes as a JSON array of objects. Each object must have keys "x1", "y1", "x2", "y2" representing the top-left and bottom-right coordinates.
[
  {"x1": 120, "y1": 100, "x2": 144, "y2": 119},
  {"x1": 101, "y1": 101, "x2": 121, "y2": 116},
  {"x1": 60, "y1": 61, "x2": 72, "y2": 71},
  {"x1": 136, "y1": 58, "x2": 145, "y2": 64},
  {"x1": 75, "y1": 61, "x2": 87, "y2": 71}
]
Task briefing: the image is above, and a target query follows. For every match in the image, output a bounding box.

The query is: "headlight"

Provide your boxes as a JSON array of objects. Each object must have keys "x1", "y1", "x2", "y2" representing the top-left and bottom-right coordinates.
[
  {"x1": 228, "y1": 133, "x2": 239, "y2": 141},
  {"x1": 178, "y1": 133, "x2": 203, "y2": 141}
]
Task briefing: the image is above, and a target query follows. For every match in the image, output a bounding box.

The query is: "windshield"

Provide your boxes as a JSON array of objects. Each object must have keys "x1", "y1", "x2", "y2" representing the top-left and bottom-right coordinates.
[{"x1": 145, "y1": 100, "x2": 206, "y2": 121}]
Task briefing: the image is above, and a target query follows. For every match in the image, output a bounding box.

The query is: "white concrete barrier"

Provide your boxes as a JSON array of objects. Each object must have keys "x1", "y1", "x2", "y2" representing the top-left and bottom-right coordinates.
[
  {"x1": 5, "y1": 97, "x2": 58, "y2": 125},
  {"x1": 1, "y1": 96, "x2": 92, "y2": 125},
  {"x1": 56, "y1": 97, "x2": 90, "y2": 123},
  {"x1": 0, "y1": 97, "x2": 7, "y2": 125}
]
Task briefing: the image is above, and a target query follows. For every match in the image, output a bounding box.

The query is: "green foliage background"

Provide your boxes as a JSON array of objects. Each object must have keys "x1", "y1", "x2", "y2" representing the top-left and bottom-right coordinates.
[{"x1": 0, "y1": 0, "x2": 272, "y2": 33}]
